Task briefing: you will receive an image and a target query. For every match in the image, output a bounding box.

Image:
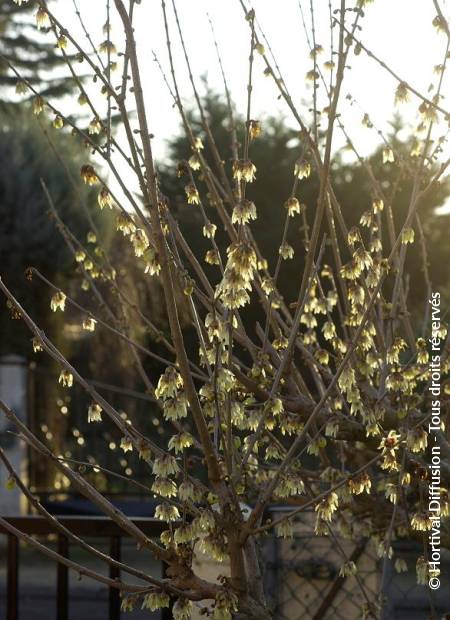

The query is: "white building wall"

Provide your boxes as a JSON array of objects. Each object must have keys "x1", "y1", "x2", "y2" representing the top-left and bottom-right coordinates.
[{"x1": 0, "y1": 354, "x2": 28, "y2": 516}]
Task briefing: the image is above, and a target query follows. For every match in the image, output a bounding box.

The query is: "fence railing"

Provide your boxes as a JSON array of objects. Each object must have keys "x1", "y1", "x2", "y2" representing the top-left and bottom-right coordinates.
[{"x1": 0, "y1": 515, "x2": 170, "y2": 620}]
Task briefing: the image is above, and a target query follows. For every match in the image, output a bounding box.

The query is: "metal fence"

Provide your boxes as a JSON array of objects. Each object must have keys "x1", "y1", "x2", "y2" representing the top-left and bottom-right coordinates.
[
  {"x1": 262, "y1": 509, "x2": 450, "y2": 620},
  {"x1": 0, "y1": 516, "x2": 169, "y2": 620}
]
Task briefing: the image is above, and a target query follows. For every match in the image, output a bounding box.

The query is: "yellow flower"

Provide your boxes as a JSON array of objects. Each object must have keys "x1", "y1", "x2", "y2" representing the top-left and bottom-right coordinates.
[
  {"x1": 406, "y1": 427, "x2": 427, "y2": 453},
  {"x1": 193, "y1": 137, "x2": 204, "y2": 151},
  {"x1": 232, "y1": 199, "x2": 257, "y2": 224},
  {"x1": 248, "y1": 119, "x2": 262, "y2": 139},
  {"x1": 348, "y1": 472, "x2": 371, "y2": 495},
  {"x1": 372, "y1": 198, "x2": 384, "y2": 213},
  {"x1": 152, "y1": 477, "x2": 177, "y2": 498},
  {"x1": 50, "y1": 291, "x2": 66, "y2": 312},
  {"x1": 188, "y1": 154, "x2": 201, "y2": 170},
  {"x1": 36, "y1": 7, "x2": 50, "y2": 29},
  {"x1": 401, "y1": 227, "x2": 415, "y2": 244},
  {"x1": 57, "y1": 35, "x2": 68, "y2": 49},
  {"x1": 339, "y1": 561, "x2": 357, "y2": 577},
  {"x1": 172, "y1": 598, "x2": 193, "y2": 620},
  {"x1": 88, "y1": 117, "x2": 102, "y2": 135},
  {"x1": 315, "y1": 492, "x2": 338, "y2": 522},
  {"x1": 174, "y1": 523, "x2": 194, "y2": 544},
  {"x1": 141, "y1": 592, "x2": 170, "y2": 612},
  {"x1": 152, "y1": 455, "x2": 179, "y2": 477},
  {"x1": 82, "y1": 317, "x2": 97, "y2": 332},
  {"x1": 279, "y1": 242, "x2": 294, "y2": 260},
  {"x1": 131, "y1": 228, "x2": 149, "y2": 257},
  {"x1": 98, "y1": 187, "x2": 113, "y2": 209},
  {"x1": 232, "y1": 159, "x2": 257, "y2": 183},
  {"x1": 80, "y1": 165, "x2": 98, "y2": 186},
  {"x1": 284, "y1": 197, "x2": 303, "y2": 217},
  {"x1": 178, "y1": 480, "x2": 197, "y2": 502},
  {"x1": 382, "y1": 146, "x2": 395, "y2": 163},
  {"x1": 411, "y1": 512, "x2": 432, "y2": 531},
  {"x1": 32, "y1": 337, "x2": 43, "y2": 353},
  {"x1": 120, "y1": 436, "x2": 133, "y2": 453},
  {"x1": 163, "y1": 394, "x2": 188, "y2": 421},
  {"x1": 394, "y1": 81, "x2": 409, "y2": 104},
  {"x1": 205, "y1": 249, "x2": 220, "y2": 265},
  {"x1": 15, "y1": 80, "x2": 28, "y2": 95},
  {"x1": 155, "y1": 503, "x2": 180, "y2": 522},
  {"x1": 294, "y1": 159, "x2": 311, "y2": 179},
  {"x1": 99, "y1": 40, "x2": 117, "y2": 54},
  {"x1": 144, "y1": 247, "x2": 161, "y2": 276},
  {"x1": 203, "y1": 222, "x2": 217, "y2": 239},
  {"x1": 214, "y1": 590, "x2": 238, "y2": 620},
  {"x1": 185, "y1": 183, "x2": 200, "y2": 205},
  {"x1": 156, "y1": 367, "x2": 183, "y2": 400},
  {"x1": 53, "y1": 115, "x2": 64, "y2": 129},
  {"x1": 59, "y1": 370, "x2": 73, "y2": 388},
  {"x1": 33, "y1": 96, "x2": 45, "y2": 115},
  {"x1": 395, "y1": 558, "x2": 408, "y2": 573},
  {"x1": 116, "y1": 212, "x2": 135, "y2": 236},
  {"x1": 88, "y1": 402, "x2": 102, "y2": 423}
]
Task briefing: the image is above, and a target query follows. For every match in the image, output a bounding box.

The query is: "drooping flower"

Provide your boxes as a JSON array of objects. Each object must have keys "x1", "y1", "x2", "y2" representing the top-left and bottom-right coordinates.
[
  {"x1": 98, "y1": 187, "x2": 113, "y2": 209},
  {"x1": 279, "y1": 242, "x2": 294, "y2": 260},
  {"x1": 382, "y1": 146, "x2": 395, "y2": 163},
  {"x1": 152, "y1": 454, "x2": 179, "y2": 477},
  {"x1": 32, "y1": 337, "x2": 43, "y2": 353},
  {"x1": 185, "y1": 183, "x2": 200, "y2": 205},
  {"x1": 188, "y1": 154, "x2": 201, "y2": 170},
  {"x1": 394, "y1": 81, "x2": 409, "y2": 104},
  {"x1": 36, "y1": 7, "x2": 50, "y2": 29},
  {"x1": 284, "y1": 197, "x2": 303, "y2": 217},
  {"x1": 56, "y1": 34, "x2": 67, "y2": 49},
  {"x1": 163, "y1": 394, "x2": 188, "y2": 421},
  {"x1": 50, "y1": 291, "x2": 66, "y2": 312},
  {"x1": 33, "y1": 96, "x2": 45, "y2": 115},
  {"x1": 88, "y1": 117, "x2": 102, "y2": 135},
  {"x1": 120, "y1": 436, "x2": 132, "y2": 453},
  {"x1": 15, "y1": 80, "x2": 28, "y2": 95},
  {"x1": 88, "y1": 402, "x2": 102, "y2": 423},
  {"x1": 82, "y1": 317, "x2": 97, "y2": 332},
  {"x1": 155, "y1": 367, "x2": 183, "y2": 400},
  {"x1": 141, "y1": 591, "x2": 170, "y2": 612},
  {"x1": 53, "y1": 115, "x2": 64, "y2": 129},
  {"x1": 401, "y1": 227, "x2": 415, "y2": 244},
  {"x1": 232, "y1": 159, "x2": 257, "y2": 183},
  {"x1": 155, "y1": 503, "x2": 180, "y2": 522},
  {"x1": 152, "y1": 477, "x2": 177, "y2": 499},
  {"x1": 172, "y1": 598, "x2": 193, "y2": 620},
  {"x1": 59, "y1": 370, "x2": 74, "y2": 388},
  {"x1": 130, "y1": 228, "x2": 149, "y2": 257},
  {"x1": 248, "y1": 119, "x2": 262, "y2": 140},
  {"x1": 80, "y1": 165, "x2": 98, "y2": 186},
  {"x1": 232, "y1": 199, "x2": 257, "y2": 225},
  {"x1": 168, "y1": 432, "x2": 194, "y2": 454},
  {"x1": 294, "y1": 159, "x2": 311, "y2": 179}
]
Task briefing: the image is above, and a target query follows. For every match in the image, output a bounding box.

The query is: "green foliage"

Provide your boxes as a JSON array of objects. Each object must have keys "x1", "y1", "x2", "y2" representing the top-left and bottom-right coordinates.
[{"x1": 0, "y1": 110, "x2": 100, "y2": 353}]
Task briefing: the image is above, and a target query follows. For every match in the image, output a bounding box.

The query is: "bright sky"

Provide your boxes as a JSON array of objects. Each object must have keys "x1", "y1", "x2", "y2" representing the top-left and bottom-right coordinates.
[{"x1": 47, "y1": 0, "x2": 450, "y2": 208}]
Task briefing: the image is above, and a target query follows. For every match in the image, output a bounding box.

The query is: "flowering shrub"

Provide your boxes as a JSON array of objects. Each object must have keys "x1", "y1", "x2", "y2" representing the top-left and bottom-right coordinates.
[{"x1": 1, "y1": 0, "x2": 449, "y2": 618}]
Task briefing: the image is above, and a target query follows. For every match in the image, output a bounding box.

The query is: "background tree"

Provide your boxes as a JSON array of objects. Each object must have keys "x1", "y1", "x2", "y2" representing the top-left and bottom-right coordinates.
[
  {"x1": 163, "y1": 95, "x2": 450, "y2": 323},
  {"x1": 0, "y1": 0, "x2": 79, "y2": 108}
]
